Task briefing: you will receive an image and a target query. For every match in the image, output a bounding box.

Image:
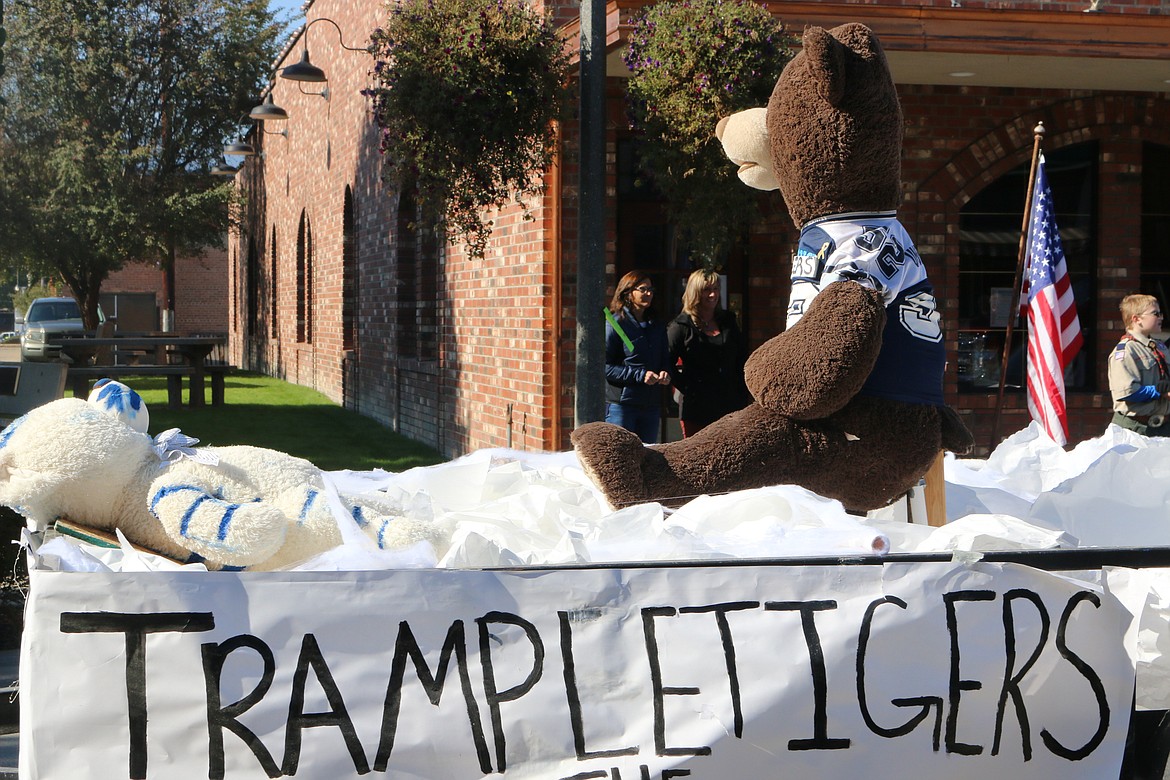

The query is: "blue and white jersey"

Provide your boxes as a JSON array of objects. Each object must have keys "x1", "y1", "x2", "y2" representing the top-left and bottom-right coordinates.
[{"x1": 789, "y1": 211, "x2": 945, "y2": 406}]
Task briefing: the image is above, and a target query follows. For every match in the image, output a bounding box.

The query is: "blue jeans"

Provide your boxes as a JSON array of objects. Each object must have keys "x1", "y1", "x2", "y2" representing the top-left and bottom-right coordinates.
[{"x1": 606, "y1": 403, "x2": 661, "y2": 444}]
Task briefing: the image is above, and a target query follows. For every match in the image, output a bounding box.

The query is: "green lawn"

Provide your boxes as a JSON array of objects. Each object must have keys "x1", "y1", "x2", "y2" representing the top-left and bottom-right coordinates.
[{"x1": 76, "y1": 372, "x2": 447, "y2": 472}]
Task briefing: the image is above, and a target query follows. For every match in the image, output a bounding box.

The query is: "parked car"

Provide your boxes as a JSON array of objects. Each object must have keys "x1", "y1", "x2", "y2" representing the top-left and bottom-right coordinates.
[{"x1": 19, "y1": 298, "x2": 103, "y2": 362}]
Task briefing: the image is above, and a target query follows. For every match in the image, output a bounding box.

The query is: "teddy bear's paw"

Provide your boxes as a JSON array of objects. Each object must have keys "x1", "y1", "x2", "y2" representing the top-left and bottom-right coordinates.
[
  {"x1": 570, "y1": 422, "x2": 651, "y2": 511},
  {"x1": 745, "y1": 280, "x2": 885, "y2": 419}
]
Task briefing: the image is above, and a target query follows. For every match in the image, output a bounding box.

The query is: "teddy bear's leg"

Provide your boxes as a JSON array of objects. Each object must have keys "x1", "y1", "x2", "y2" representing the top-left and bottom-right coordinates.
[
  {"x1": 341, "y1": 492, "x2": 444, "y2": 553},
  {"x1": 272, "y1": 485, "x2": 444, "y2": 559},
  {"x1": 798, "y1": 397, "x2": 948, "y2": 511},
  {"x1": 148, "y1": 480, "x2": 291, "y2": 567},
  {"x1": 574, "y1": 405, "x2": 849, "y2": 510},
  {"x1": 575, "y1": 398, "x2": 943, "y2": 513}
]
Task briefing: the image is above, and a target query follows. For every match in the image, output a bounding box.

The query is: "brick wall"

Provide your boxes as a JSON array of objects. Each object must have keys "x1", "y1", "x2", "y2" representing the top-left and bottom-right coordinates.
[
  {"x1": 231, "y1": 0, "x2": 562, "y2": 457},
  {"x1": 100, "y1": 247, "x2": 228, "y2": 336}
]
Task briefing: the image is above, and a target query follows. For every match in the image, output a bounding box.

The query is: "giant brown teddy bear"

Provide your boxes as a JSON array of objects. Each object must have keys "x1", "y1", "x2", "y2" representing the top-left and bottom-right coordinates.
[{"x1": 572, "y1": 23, "x2": 973, "y2": 513}]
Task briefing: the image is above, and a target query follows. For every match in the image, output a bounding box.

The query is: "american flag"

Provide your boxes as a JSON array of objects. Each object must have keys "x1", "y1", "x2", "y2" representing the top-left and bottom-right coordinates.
[{"x1": 1024, "y1": 154, "x2": 1083, "y2": 445}]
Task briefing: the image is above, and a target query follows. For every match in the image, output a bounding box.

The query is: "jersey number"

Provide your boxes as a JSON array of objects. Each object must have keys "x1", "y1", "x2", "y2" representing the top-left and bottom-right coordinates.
[{"x1": 899, "y1": 291, "x2": 943, "y2": 342}]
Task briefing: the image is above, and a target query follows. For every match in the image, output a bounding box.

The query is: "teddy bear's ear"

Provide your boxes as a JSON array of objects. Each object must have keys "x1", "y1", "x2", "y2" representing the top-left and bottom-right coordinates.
[
  {"x1": 801, "y1": 25, "x2": 847, "y2": 107},
  {"x1": 87, "y1": 379, "x2": 150, "y2": 434}
]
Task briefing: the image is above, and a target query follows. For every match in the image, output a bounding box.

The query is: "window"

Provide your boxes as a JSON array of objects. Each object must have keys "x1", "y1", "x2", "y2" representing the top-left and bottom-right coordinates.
[
  {"x1": 1141, "y1": 143, "x2": 1170, "y2": 304},
  {"x1": 395, "y1": 194, "x2": 418, "y2": 357},
  {"x1": 395, "y1": 193, "x2": 440, "y2": 361},
  {"x1": 270, "y1": 227, "x2": 278, "y2": 339},
  {"x1": 296, "y1": 211, "x2": 313, "y2": 344},
  {"x1": 957, "y1": 142, "x2": 1097, "y2": 392},
  {"x1": 342, "y1": 186, "x2": 358, "y2": 352}
]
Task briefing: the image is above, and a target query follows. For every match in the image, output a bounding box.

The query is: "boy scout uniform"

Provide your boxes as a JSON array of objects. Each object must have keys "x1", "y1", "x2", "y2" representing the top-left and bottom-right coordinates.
[{"x1": 1109, "y1": 334, "x2": 1170, "y2": 436}]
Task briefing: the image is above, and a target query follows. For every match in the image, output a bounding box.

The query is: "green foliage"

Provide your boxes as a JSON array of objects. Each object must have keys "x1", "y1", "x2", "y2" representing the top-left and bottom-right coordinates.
[
  {"x1": 0, "y1": 0, "x2": 281, "y2": 327},
  {"x1": 12, "y1": 283, "x2": 57, "y2": 316},
  {"x1": 623, "y1": 0, "x2": 794, "y2": 265},
  {"x1": 366, "y1": 0, "x2": 571, "y2": 259}
]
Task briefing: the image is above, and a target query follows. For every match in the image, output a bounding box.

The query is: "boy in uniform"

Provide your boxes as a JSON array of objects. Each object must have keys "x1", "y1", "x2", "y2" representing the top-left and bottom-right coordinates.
[{"x1": 1109, "y1": 293, "x2": 1170, "y2": 436}]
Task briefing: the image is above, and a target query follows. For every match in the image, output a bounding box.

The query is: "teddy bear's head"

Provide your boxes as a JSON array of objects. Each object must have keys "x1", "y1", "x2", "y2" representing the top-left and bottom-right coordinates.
[
  {"x1": 765, "y1": 23, "x2": 903, "y2": 227},
  {"x1": 0, "y1": 396, "x2": 155, "y2": 525}
]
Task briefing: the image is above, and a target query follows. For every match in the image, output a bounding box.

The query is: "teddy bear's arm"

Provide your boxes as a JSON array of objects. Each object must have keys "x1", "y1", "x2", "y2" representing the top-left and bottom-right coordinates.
[
  {"x1": 148, "y1": 475, "x2": 290, "y2": 567},
  {"x1": 744, "y1": 281, "x2": 885, "y2": 419}
]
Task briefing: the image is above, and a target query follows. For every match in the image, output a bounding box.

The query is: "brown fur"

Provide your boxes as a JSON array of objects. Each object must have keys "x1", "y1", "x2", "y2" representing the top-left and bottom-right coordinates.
[{"x1": 573, "y1": 23, "x2": 973, "y2": 513}]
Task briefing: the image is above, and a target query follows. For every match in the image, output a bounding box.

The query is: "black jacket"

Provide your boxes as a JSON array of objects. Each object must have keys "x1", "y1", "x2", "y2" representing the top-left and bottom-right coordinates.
[{"x1": 667, "y1": 309, "x2": 751, "y2": 427}]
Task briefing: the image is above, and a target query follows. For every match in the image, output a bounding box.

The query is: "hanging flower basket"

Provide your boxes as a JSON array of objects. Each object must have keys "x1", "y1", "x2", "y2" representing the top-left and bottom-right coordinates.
[
  {"x1": 366, "y1": 0, "x2": 571, "y2": 258},
  {"x1": 623, "y1": 0, "x2": 793, "y2": 265}
]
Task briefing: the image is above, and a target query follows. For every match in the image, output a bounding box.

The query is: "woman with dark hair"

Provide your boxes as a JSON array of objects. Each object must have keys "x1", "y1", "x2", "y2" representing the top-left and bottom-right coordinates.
[
  {"x1": 603, "y1": 270, "x2": 672, "y2": 443},
  {"x1": 667, "y1": 268, "x2": 751, "y2": 437}
]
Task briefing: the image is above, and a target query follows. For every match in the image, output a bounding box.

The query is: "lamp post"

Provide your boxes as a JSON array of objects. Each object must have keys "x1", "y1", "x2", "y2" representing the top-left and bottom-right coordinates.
[{"x1": 575, "y1": 0, "x2": 606, "y2": 427}]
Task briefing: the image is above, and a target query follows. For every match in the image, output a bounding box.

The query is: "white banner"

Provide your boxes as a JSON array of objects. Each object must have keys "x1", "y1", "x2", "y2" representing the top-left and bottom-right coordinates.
[{"x1": 20, "y1": 562, "x2": 1135, "y2": 779}]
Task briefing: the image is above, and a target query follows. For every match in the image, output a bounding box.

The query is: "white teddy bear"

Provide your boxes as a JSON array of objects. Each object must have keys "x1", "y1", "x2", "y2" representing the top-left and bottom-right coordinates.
[{"x1": 0, "y1": 381, "x2": 441, "y2": 570}]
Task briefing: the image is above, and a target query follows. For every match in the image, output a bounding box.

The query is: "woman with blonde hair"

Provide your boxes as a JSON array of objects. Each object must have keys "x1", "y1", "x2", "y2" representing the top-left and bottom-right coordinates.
[
  {"x1": 667, "y1": 268, "x2": 751, "y2": 437},
  {"x1": 603, "y1": 269, "x2": 672, "y2": 443}
]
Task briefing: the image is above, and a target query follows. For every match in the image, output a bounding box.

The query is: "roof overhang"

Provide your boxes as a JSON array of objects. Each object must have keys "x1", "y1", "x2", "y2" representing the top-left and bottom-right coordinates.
[{"x1": 563, "y1": 0, "x2": 1170, "y2": 93}]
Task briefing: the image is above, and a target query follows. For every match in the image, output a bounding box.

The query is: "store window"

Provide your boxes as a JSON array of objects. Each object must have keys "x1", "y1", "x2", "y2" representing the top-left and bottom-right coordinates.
[
  {"x1": 1141, "y1": 143, "x2": 1170, "y2": 304},
  {"x1": 957, "y1": 143, "x2": 1097, "y2": 393}
]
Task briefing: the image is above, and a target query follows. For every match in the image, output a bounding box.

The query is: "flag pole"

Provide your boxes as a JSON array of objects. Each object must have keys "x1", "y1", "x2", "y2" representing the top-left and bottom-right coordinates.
[{"x1": 989, "y1": 122, "x2": 1046, "y2": 450}]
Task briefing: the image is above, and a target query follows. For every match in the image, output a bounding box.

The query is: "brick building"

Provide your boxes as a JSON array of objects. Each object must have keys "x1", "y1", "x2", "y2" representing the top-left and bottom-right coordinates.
[
  {"x1": 103, "y1": 249, "x2": 230, "y2": 337},
  {"x1": 227, "y1": 0, "x2": 1170, "y2": 458}
]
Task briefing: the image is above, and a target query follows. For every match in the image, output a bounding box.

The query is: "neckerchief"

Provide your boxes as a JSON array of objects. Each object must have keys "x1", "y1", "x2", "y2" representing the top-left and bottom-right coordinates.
[{"x1": 1124, "y1": 333, "x2": 1169, "y2": 379}]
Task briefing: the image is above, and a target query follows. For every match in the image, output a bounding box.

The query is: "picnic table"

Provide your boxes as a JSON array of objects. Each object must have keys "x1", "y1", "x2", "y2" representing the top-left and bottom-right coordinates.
[{"x1": 56, "y1": 335, "x2": 229, "y2": 408}]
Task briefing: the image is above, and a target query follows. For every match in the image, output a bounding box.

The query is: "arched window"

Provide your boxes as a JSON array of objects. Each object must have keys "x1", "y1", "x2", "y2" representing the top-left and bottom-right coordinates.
[
  {"x1": 246, "y1": 239, "x2": 259, "y2": 336},
  {"x1": 343, "y1": 186, "x2": 358, "y2": 352},
  {"x1": 296, "y1": 211, "x2": 314, "y2": 344},
  {"x1": 957, "y1": 142, "x2": 1097, "y2": 393}
]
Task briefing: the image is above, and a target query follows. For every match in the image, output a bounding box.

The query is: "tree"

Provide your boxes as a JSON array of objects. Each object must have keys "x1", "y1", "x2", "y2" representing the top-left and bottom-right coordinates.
[
  {"x1": 366, "y1": 0, "x2": 570, "y2": 259},
  {"x1": 623, "y1": 0, "x2": 793, "y2": 267},
  {"x1": 0, "y1": 0, "x2": 282, "y2": 328}
]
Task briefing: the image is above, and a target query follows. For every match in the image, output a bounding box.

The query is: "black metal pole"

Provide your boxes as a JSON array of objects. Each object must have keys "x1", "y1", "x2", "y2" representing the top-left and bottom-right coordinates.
[{"x1": 574, "y1": 0, "x2": 606, "y2": 428}]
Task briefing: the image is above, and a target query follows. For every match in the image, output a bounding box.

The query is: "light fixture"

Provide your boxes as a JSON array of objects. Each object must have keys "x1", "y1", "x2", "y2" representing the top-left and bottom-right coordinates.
[
  {"x1": 280, "y1": 50, "x2": 327, "y2": 83},
  {"x1": 223, "y1": 140, "x2": 256, "y2": 156},
  {"x1": 211, "y1": 164, "x2": 239, "y2": 177},
  {"x1": 949, "y1": 71, "x2": 975, "y2": 78},
  {"x1": 249, "y1": 94, "x2": 289, "y2": 122},
  {"x1": 277, "y1": 16, "x2": 372, "y2": 87}
]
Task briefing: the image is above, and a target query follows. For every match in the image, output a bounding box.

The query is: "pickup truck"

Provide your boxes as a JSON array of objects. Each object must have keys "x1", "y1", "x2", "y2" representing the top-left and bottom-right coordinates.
[{"x1": 18, "y1": 297, "x2": 103, "y2": 362}]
